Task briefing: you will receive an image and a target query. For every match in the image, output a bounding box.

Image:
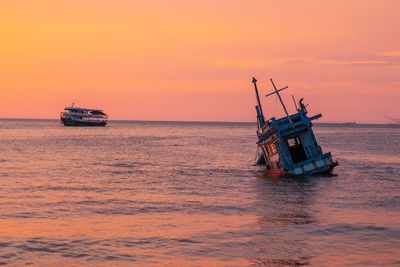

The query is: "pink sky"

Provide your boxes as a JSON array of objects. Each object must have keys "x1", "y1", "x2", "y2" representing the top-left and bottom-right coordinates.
[{"x1": 0, "y1": 0, "x2": 399, "y2": 123}]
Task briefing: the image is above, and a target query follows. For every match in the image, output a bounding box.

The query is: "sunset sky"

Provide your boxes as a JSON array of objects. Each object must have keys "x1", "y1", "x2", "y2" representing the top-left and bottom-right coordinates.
[{"x1": 0, "y1": 0, "x2": 399, "y2": 123}]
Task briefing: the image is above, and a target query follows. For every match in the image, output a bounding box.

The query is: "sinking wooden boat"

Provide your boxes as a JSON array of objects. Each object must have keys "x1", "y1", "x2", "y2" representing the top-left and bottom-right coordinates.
[{"x1": 252, "y1": 77, "x2": 338, "y2": 176}]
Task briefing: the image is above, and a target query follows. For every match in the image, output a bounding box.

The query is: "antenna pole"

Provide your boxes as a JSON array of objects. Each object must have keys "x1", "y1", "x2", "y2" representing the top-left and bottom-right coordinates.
[
  {"x1": 292, "y1": 95, "x2": 298, "y2": 109},
  {"x1": 252, "y1": 77, "x2": 264, "y2": 120},
  {"x1": 270, "y1": 79, "x2": 293, "y2": 126}
]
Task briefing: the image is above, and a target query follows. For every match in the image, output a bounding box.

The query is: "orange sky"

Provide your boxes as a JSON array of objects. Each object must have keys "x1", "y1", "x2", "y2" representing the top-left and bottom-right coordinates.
[{"x1": 0, "y1": 0, "x2": 399, "y2": 123}]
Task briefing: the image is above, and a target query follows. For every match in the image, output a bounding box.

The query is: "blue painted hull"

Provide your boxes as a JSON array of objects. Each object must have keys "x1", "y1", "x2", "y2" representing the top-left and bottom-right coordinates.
[{"x1": 286, "y1": 153, "x2": 338, "y2": 176}]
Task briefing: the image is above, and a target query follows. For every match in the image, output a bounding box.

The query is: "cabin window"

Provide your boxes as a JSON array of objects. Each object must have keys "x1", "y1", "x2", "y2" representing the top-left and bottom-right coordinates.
[
  {"x1": 269, "y1": 143, "x2": 277, "y2": 154},
  {"x1": 286, "y1": 136, "x2": 307, "y2": 164},
  {"x1": 287, "y1": 136, "x2": 301, "y2": 147}
]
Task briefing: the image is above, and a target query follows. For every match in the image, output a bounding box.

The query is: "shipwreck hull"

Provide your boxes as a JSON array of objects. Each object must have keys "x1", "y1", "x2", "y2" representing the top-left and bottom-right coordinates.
[
  {"x1": 257, "y1": 150, "x2": 337, "y2": 176},
  {"x1": 285, "y1": 152, "x2": 338, "y2": 176}
]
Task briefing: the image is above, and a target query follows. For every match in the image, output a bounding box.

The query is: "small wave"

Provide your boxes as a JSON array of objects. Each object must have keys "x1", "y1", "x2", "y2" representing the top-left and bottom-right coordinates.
[
  {"x1": 307, "y1": 223, "x2": 400, "y2": 240},
  {"x1": 252, "y1": 257, "x2": 311, "y2": 266},
  {"x1": 171, "y1": 238, "x2": 200, "y2": 244},
  {"x1": 104, "y1": 161, "x2": 154, "y2": 170},
  {"x1": 93, "y1": 205, "x2": 181, "y2": 216},
  {"x1": 61, "y1": 253, "x2": 90, "y2": 258},
  {"x1": 0, "y1": 242, "x2": 12, "y2": 248},
  {"x1": 106, "y1": 170, "x2": 137, "y2": 175},
  {"x1": 46, "y1": 186, "x2": 107, "y2": 193}
]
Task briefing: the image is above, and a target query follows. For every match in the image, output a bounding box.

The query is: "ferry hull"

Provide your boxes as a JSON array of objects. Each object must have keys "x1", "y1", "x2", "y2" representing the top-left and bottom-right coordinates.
[{"x1": 61, "y1": 118, "x2": 107, "y2": 127}]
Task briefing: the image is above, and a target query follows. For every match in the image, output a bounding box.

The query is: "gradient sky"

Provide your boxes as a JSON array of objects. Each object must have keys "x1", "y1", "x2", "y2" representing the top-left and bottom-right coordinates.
[{"x1": 0, "y1": 0, "x2": 399, "y2": 123}]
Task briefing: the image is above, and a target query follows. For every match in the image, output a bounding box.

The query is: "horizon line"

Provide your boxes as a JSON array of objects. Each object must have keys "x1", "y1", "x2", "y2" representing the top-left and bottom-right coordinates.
[{"x1": 0, "y1": 117, "x2": 398, "y2": 126}]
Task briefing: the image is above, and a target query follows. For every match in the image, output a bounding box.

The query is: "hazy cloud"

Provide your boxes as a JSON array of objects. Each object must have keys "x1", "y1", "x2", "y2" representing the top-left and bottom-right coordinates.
[
  {"x1": 210, "y1": 57, "x2": 390, "y2": 68},
  {"x1": 378, "y1": 51, "x2": 400, "y2": 57}
]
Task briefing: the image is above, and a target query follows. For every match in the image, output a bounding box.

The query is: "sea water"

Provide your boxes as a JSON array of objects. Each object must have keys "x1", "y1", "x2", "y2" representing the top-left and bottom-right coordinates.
[{"x1": 0, "y1": 119, "x2": 399, "y2": 266}]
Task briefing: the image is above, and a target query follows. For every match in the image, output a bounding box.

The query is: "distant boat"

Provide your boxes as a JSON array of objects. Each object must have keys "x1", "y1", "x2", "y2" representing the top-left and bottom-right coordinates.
[
  {"x1": 252, "y1": 77, "x2": 338, "y2": 176},
  {"x1": 60, "y1": 105, "x2": 108, "y2": 126}
]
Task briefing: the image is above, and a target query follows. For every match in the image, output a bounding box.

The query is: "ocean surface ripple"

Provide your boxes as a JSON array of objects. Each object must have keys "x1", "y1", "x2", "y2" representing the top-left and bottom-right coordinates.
[{"x1": 0, "y1": 119, "x2": 399, "y2": 266}]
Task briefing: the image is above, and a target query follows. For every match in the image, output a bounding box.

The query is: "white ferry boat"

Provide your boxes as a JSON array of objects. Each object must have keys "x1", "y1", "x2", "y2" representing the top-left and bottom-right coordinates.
[{"x1": 60, "y1": 105, "x2": 108, "y2": 126}]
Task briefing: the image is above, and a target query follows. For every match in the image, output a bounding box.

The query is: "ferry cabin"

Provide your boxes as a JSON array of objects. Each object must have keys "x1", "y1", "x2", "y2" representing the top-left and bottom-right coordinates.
[{"x1": 62, "y1": 107, "x2": 107, "y2": 122}]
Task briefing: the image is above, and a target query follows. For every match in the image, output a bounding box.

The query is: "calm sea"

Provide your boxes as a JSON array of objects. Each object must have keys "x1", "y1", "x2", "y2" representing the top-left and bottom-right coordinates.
[{"x1": 0, "y1": 119, "x2": 399, "y2": 266}]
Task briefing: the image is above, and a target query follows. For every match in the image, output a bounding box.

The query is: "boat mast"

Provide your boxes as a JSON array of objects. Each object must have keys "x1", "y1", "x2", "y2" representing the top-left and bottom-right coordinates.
[
  {"x1": 292, "y1": 95, "x2": 298, "y2": 109},
  {"x1": 252, "y1": 77, "x2": 265, "y2": 128},
  {"x1": 266, "y1": 79, "x2": 293, "y2": 127}
]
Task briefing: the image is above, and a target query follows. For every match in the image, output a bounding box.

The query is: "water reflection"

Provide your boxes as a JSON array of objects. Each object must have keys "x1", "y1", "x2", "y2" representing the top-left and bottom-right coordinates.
[
  {"x1": 254, "y1": 173, "x2": 319, "y2": 228},
  {"x1": 249, "y1": 171, "x2": 326, "y2": 265}
]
